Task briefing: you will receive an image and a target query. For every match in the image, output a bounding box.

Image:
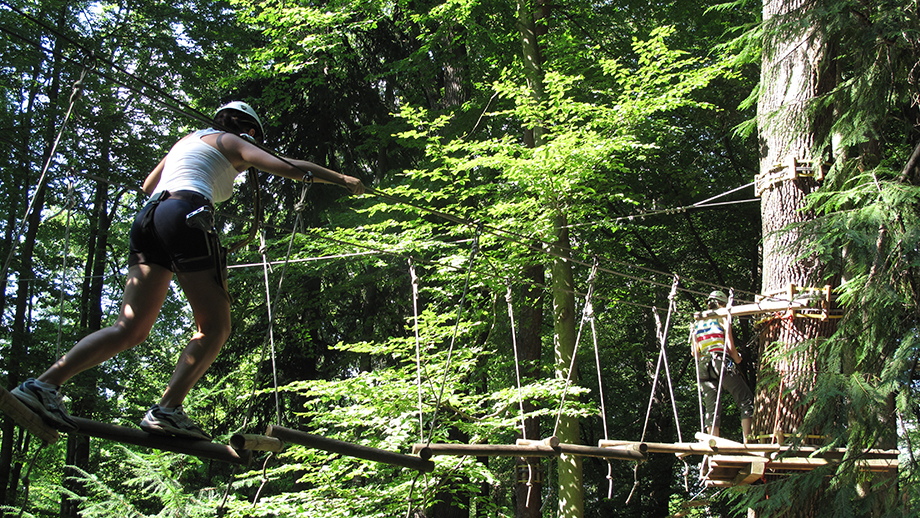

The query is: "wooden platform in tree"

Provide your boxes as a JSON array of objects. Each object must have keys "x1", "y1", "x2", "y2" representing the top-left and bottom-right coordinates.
[
  {"x1": 599, "y1": 432, "x2": 898, "y2": 488},
  {"x1": 693, "y1": 299, "x2": 832, "y2": 320},
  {"x1": 689, "y1": 434, "x2": 899, "y2": 488}
]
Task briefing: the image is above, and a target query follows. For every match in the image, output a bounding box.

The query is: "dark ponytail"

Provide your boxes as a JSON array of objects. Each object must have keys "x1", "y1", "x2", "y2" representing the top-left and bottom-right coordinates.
[{"x1": 213, "y1": 109, "x2": 264, "y2": 143}]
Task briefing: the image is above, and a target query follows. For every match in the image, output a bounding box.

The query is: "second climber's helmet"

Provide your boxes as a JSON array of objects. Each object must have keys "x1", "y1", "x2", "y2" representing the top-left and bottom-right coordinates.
[
  {"x1": 707, "y1": 290, "x2": 728, "y2": 305},
  {"x1": 215, "y1": 101, "x2": 264, "y2": 140}
]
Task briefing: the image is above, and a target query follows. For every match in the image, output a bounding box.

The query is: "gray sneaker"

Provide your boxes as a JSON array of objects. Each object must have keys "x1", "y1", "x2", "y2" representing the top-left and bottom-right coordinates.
[
  {"x1": 11, "y1": 379, "x2": 78, "y2": 432},
  {"x1": 139, "y1": 405, "x2": 211, "y2": 441}
]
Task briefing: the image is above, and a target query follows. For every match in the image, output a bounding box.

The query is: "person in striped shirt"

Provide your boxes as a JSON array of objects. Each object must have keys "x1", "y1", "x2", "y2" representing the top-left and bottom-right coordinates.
[{"x1": 692, "y1": 290, "x2": 753, "y2": 442}]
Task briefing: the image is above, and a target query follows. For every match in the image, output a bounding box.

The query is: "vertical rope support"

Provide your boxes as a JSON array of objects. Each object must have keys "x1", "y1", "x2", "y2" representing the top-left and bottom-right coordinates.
[
  {"x1": 258, "y1": 232, "x2": 282, "y2": 426},
  {"x1": 505, "y1": 279, "x2": 535, "y2": 502},
  {"x1": 54, "y1": 180, "x2": 75, "y2": 359},
  {"x1": 586, "y1": 273, "x2": 614, "y2": 497},
  {"x1": 630, "y1": 276, "x2": 680, "y2": 505},
  {"x1": 409, "y1": 259, "x2": 424, "y2": 442},
  {"x1": 506, "y1": 281, "x2": 528, "y2": 441},
  {"x1": 424, "y1": 225, "x2": 481, "y2": 445},
  {"x1": 552, "y1": 259, "x2": 599, "y2": 437},
  {"x1": 661, "y1": 279, "x2": 682, "y2": 443}
]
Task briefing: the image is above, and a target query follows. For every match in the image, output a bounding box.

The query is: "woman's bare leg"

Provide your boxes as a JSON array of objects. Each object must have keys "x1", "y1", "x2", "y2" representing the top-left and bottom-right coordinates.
[
  {"x1": 158, "y1": 268, "x2": 231, "y2": 408},
  {"x1": 38, "y1": 263, "x2": 173, "y2": 386}
]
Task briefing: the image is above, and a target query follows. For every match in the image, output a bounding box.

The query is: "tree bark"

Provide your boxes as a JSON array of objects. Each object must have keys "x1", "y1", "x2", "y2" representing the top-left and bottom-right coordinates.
[
  {"x1": 753, "y1": 0, "x2": 837, "y2": 514},
  {"x1": 550, "y1": 213, "x2": 583, "y2": 517}
]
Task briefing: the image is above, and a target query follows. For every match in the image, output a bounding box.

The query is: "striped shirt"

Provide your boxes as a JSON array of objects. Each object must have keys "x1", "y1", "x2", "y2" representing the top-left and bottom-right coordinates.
[{"x1": 693, "y1": 317, "x2": 727, "y2": 357}]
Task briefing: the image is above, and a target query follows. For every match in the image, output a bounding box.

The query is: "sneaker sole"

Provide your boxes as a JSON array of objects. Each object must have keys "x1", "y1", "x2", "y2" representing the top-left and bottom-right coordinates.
[
  {"x1": 11, "y1": 387, "x2": 79, "y2": 432},
  {"x1": 140, "y1": 421, "x2": 210, "y2": 441}
]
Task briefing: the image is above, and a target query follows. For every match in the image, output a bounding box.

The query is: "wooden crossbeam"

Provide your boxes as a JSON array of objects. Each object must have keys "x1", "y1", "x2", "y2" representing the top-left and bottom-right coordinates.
[
  {"x1": 555, "y1": 442, "x2": 646, "y2": 461},
  {"x1": 709, "y1": 454, "x2": 898, "y2": 473},
  {"x1": 0, "y1": 386, "x2": 59, "y2": 444},
  {"x1": 71, "y1": 417, "x2": 251, "y2": 465},
  {"x1": 693, "y1": 300, "x2": 822, "y2": 320},
  {"x1": 266, "y1": 425, "x2": 434, "y2": 473}
]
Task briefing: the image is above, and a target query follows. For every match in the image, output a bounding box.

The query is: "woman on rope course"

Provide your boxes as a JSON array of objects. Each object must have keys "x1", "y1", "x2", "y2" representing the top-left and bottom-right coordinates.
[
  {"x1": 691, "y1": 290, "x2": 754, "y2": 442},
  {"x1": 13, "y1": 101, "x2": 365, "y2": 440}
]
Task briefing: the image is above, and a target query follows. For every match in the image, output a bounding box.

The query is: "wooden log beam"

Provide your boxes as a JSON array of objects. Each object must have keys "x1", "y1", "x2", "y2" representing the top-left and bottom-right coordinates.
[
  {"x1": 230, "y1": 433, "x2": 285, "y2": 453},
  {"x1": 733, "y1": 459, "x2": 767, "y2": 485},
  {"x1": 598, "y1": 438, "x2": 899, "y2": 460},
  {"x1": 555, "y1": 442, "x2": 645, "y2": 461},
  {"x1": 414, "y1": 442, "x2": 559, "y2": 459},
  {"x1": 0, "y1": 386, "x2": 59, "y2": 444},
  {"x1": 71, "y1": 417, "x2": 251, "y2": 465},
  {"x1": 414, "y1": 440, "x2": 645, "y2": 461},
  {"x1": 708, "y1": 454, "x2": 898, "y2": 473},
  {"x1": 266, "y1": 425, "x2": 434, "y2": 473},
  {"x1": 693, "y1": 300, "x2": 829, "y2": 320}
]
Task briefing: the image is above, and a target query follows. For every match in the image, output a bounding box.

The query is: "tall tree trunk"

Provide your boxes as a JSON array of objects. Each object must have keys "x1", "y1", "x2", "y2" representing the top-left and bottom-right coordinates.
[
  {"x1": 0, "y1": 5, "x2": 66, "y2": 505},
  {"x1": 550, "y1": 214, "x2": 583, "y2": 517},
  {"x1": 517, "y1": 1, "x2": 584, "y2": 515},
  {"x1": 753, "y1": 0, "x2": 836, "y2": 514}
]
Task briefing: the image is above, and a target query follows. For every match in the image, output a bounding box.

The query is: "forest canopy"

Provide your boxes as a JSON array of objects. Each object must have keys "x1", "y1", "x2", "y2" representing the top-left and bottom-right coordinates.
[{"x1": 0, "y1": 0, "x2": 918, "y2": 516}]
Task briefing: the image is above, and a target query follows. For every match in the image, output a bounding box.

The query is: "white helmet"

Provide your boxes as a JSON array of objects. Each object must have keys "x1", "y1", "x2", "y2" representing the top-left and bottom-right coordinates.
[
  {"x1": 707, "y1": 290, "x2": 728, "y2": 304},
  {"x1": 216, "y1": 101, "x2": 264, "y2": 137}
]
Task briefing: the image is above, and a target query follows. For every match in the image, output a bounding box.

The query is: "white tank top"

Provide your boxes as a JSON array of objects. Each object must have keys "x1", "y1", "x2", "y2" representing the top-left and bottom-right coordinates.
[{"x1": 154, "y1": 129, "x2": 241, "y2": 203}]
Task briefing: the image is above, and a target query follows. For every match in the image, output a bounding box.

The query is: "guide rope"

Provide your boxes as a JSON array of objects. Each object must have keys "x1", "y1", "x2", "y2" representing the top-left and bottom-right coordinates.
[
  {"x1": 506, "y1": 279, "x2": 537, "y2": 502},
  {"x1": 0, "y1": 57, "x2": 93, "y2": 299},
  {"x1": 423, "y1": 225, "x2": 482, "y2": 446},
  {"x1": 708, "y1": 289, "x2": 735, "y2": 434},
  {"x1": 628, "y1": 275, "x2": 681, "y2": 504},
  {"x1": 552, "y1": 259, "x2": 599, "y2": 437}
]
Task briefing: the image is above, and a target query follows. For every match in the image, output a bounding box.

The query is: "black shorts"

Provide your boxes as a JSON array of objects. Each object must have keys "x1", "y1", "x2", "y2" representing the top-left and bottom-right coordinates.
[{"x1": 128, "y1": 190, "x2": 224, "y2": 273}]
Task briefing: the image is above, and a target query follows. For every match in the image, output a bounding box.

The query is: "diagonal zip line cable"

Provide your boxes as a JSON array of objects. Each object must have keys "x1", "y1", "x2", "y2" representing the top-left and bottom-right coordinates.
[
  {"x1": 0, "y1": 63, "x2": 88, "y2": 301},
  {"x1": 364, "y1": 186, "x2": 762, "y2": 304}
]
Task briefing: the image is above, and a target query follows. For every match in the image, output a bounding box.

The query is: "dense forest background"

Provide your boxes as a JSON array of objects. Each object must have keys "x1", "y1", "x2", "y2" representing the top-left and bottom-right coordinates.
[{"x1": 0, "y1": 0, "x2": 917, "y2": 516}]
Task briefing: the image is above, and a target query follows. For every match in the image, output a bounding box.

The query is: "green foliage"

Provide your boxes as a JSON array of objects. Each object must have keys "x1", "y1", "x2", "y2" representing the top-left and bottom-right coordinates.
[{"x1": 0, "y1": 0, "x2": 768, "y2": 515}]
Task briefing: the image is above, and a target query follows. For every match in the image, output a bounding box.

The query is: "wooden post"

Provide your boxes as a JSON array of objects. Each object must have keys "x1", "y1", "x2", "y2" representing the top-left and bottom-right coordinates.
[
  {"x1": 266, "y1": 425, "x2": 434, "y2": 473},
  {"x1": 70, "y1": 417, "x2": 251, "y2": 465},
  {"x1": 230, "y1": 433, "x2": 285, "y2": 453}
]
